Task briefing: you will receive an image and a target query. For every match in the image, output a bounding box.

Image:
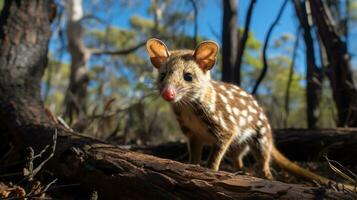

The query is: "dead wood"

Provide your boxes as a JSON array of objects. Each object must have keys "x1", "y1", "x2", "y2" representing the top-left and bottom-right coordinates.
[{"x1": 130, "y1": 129, "x2": 357, "y2": 165}]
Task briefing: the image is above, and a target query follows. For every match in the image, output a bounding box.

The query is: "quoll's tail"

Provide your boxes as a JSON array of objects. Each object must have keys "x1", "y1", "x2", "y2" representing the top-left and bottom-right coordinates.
[{"x1": 271, "y1": 146, "x2": 356, "y2": 191}]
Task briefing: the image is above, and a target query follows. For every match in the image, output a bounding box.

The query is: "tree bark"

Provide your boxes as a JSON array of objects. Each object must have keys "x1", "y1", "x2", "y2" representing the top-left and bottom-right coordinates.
[
  {"x1": 0, "y1": 1, "x2": 354, "y2": 199},
  {"x1": 309, "y1": 0, "x2": 357, "y2": 127},
  {"x1": 64, "y1": 0, "x2": 90, "y2": 124},
  {"x1": 293, "y1": 0, "x2": 323, "y2": 129},
  {"x1": 221, "y1": 0, "x2": 238, "y2": 83}
]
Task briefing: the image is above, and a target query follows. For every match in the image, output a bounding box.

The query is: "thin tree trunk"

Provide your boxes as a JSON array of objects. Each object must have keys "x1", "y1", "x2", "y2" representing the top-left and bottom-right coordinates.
[
  {"x1": 251, "y1": 0, "x2": 288, "y2": 95},
  {"x1": 64, "y1": 0, "x2": 90, "y2": 124},
  {"x1": 221, "y1": 0, "x2": 238, "y2": 83},
  {"x1": 234, "y1": 0, "x2": 257, "y2": 86},
  {"x1": 284, "y1": 27, "x2": 300, "y2": 128},
  {"x1": 309, "y1": 0, "x2": 357, "y2": 127},
  {"x1": 293, "y1": 0, "x2": 323, "y2": 129}
]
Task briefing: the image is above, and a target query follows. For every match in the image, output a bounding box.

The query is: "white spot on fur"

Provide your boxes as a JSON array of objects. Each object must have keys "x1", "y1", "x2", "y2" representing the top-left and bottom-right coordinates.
[
  {"x1": 247, "y1": 115, "x2": 253, "y2": 123},
  {"x1": 232, "y1": 85, "x2": 240, "y2": 90},
  {"x1": 220, "y1": 85, "x2": 226, "y2": 90},
  {"x1": 253, "y1": 100, "x2": 259, "y2": 107},
  {"x1": 241, "y1": 110, "x2": 248, "y2": 117},
  {"x1": 257, "y1": 120, "x2": 262, "y2": 126},
  {"x1": 239, "y1": 99, "x2": 246, "y2": 105},
  {"x1": 233, "y1": 107, "x2": 239, "y2": 116},
  {"x1": 219, "y1": 111, "x2": 228, "y2": 131},
  {"x1": 240, "y1": 91, "x2": 248, "y2": 97},
  {"x1": 219, "y1": 93, "x2": 228, "y2": 104},
  {"x1": 226, "y1": 105, "x2": 232, "y2": 114},
  {"x1": 260, "y1": 127, "x2": 267, "y2": 134},
  {"x1": 227, "y1": 90, "x2": 234, "y2": 100},
  {"x1": 239, "y1": 128, "x2": 254, "y2": 143},
  {"x1": 239, "y1": 116, "x2": 247, "y2": 127},
  {"x1": 248, "y1": 106, "x2": 258, "y2": 114},
  {"x1": 259, "y1": 112, "x2": 266, "y2": 120},
  {"x1": 229, "y1": 115, "x2": 236, "y2": 124},
  {"x1": 212, "y1": 115, "x2": 219, "y2": 122}
]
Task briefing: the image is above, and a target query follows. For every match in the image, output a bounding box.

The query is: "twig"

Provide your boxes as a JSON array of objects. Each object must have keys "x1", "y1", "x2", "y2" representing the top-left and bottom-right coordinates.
[
  {"x1": 57, "y1": 116, "x2": 74, "y2": 132},
  {"x1": 43, "y1": 178, "x2": 58, "y2": 192},
  {"x1": 23, "y1": 129, "x2": 58, "y2": 181}
]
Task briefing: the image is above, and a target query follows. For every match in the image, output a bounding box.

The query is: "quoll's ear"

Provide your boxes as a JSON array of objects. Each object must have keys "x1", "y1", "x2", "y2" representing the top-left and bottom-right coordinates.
[
  {"x1": 146, "y1": 38, "x2": 170, "y2": 69},
  {"x1": 193, "y1": 41, "x2": 219, "y2": 71}
]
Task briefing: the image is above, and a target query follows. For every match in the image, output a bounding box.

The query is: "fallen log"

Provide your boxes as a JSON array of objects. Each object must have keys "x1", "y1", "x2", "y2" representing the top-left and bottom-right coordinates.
[
  {"x1": 274, "y1": 129, "x2": 357, "y2": 164},
  {"x1": 129, "y1": 129, "x2": 357, "y2": 165},
  {"x1": 0, "y1": 1, "x2": 355, "y2": 199}
]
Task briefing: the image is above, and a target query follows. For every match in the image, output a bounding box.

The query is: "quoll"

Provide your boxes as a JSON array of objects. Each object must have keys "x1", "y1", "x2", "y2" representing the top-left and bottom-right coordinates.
[{"x1": 145, "y1": 38, "x2": 353, "y2": 188}]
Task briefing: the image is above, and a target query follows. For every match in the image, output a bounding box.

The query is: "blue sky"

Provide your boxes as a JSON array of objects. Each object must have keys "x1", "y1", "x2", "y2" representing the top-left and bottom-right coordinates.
[
  {"x1": 50, "y1": 0, "x2": 356, "y2": 77},
  {"x1": 95, "y1": 0, "x2": 298, "y2": 44}
]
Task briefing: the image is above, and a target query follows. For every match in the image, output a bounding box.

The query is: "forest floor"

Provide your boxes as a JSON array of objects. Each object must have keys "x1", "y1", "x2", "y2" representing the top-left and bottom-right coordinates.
[{"x1": 0, "y1": 141, "x2": 356, "y2": 199}]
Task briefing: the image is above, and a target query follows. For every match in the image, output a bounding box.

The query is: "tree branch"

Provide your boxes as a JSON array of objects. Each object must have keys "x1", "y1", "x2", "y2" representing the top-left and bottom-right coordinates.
[
  {"x1": 234, "y1": 0, "x2": 257, "y2": 85},
  {"x1": 251, "y1": 0, "x2": 288, "y2": 95}
]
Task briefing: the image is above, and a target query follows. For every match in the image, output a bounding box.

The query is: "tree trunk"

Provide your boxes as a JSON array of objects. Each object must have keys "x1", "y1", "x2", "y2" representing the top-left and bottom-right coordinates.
[
  {"x1": 293, "y1": 0, "x2": 323, "y2": 129},
  {"x1": 64, "y1": 0, "x2": 90, "y2": 125},
  {"x1": 309, "y1": 0, "x2": 357, "y2": 127},
  {"x1": 221, "y1": 0, "x2": 238, "y2": 83},
  {"x1": 0, "y1": 1, "x2": 354, "y2": 199}
]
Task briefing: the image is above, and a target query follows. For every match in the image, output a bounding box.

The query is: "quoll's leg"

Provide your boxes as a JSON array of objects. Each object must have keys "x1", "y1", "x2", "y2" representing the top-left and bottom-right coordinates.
[
  {"x1": 249, "y1": 134, "x2": 273, "y2": 179},
  {"x1": 207, "y1": 135, "x2": 235, "y2": 171},
  {"x1": 230, "y1": 144, "x2": 250, "y2": 170},
  {"x1": 188, "y1": 137, "x2": 203, "y2": 164}
]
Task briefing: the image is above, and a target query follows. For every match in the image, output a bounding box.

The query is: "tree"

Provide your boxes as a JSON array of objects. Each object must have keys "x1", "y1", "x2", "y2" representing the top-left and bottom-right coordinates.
[
  {"x1": 64, "y1": 0, "x2": 90, "y2": 125},
  {"x1": 309, "y1": 0, "x2": 357, "y2": 127},
  {"x1": 293, "y1": 0, "x2": 323, "y2": 129},
  {"x1": 221, "y1": 0, "x2": 238, "y2": 83}
]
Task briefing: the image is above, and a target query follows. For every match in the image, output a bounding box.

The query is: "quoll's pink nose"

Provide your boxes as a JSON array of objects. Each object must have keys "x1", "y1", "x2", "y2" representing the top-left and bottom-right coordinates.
[{"x1": 161, "y1": 87, "x2": 176, "y2": 102}]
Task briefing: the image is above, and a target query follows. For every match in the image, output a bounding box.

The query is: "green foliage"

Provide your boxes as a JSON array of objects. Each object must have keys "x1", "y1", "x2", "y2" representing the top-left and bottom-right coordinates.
[
  {"x1": 0, "y1": 0, "x2": 3, "y2": 12},
  {"x1": 42, "y1": 58, "x2": 70, "y2": 114}
]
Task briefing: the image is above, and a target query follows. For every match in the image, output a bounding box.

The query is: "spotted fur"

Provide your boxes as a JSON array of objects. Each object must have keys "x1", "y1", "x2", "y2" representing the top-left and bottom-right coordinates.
[{"x1": 145, "y1": 39, "x2": 349, "y2": 187}]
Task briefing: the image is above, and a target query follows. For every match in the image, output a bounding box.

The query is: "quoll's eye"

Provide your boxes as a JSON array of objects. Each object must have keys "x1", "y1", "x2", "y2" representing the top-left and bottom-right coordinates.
[
  {"x1": 183, "y1": 72, "x2": 193, "y2": 82},
  {"x1": 160, "y1": 72, "x2": 166, "y2": 82}
]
